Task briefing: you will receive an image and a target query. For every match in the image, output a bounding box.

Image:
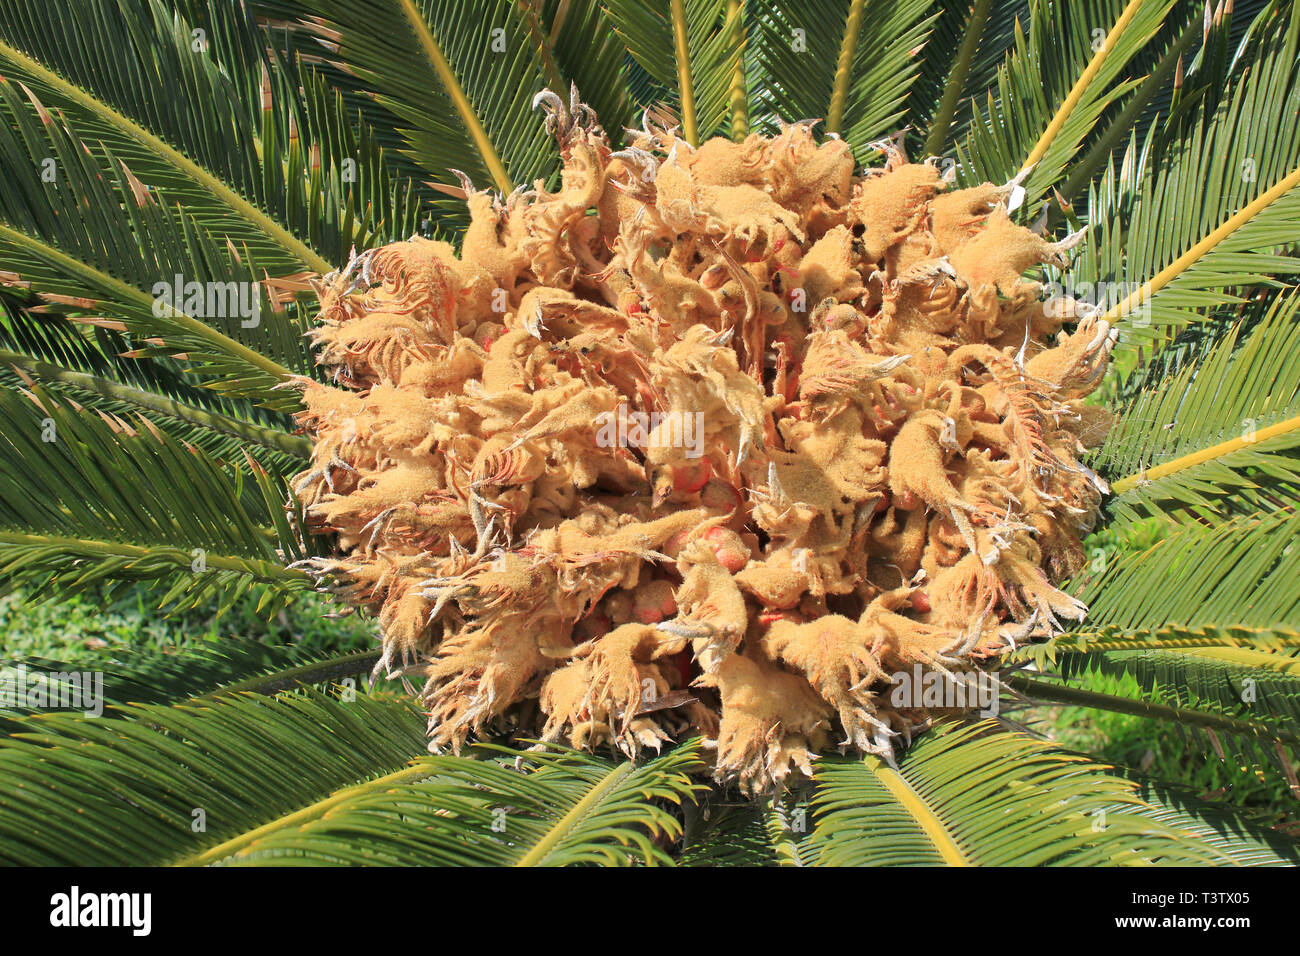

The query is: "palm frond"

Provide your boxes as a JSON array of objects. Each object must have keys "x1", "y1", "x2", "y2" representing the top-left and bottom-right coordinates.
[
  {"x1": 918, "y1": 0, "x2": 1006, "y2": 156},
  {"x1": 212, "y1": 649, "x2": 381, "y2": 697},
  {"x1": 1009, "y1": 672, "x2": 1300, "y2": 756},
  {"x1": 0, "y1": 689, "x2": 428, "y2": 866},
  {"x1": 1099, "y1": 290, "x2": 1300, "y2": 524},
  {"x1": 807, "y1": 720, "x2": 1239, "y2": 865},
  {"x1": 604, "y1": 0, "x2": 744, "y2": 146},
  {"x1": 1128, "y1": 779, "x2": 1300, "y2": 865},
  {"x1": 0, "y1": 0, "x2": 355, "y2": 272},
  {"x1": 678, "y1": 791, "x2": 813, "y2": 865},
  {"x1": 519, "y1": 0, "x2": 636, "y2": 142},
  {"x1": 0, "y1": 351, "x2": 310, "y2": 470},
  {"x1": 1058, "y1": 645, "x2": 1300, "y2": 752},
  {"x1": 219, "y1": 741, "x2": 705, "y2": 866},
  {"x1": 0, "y1": 641, "x2": 375, "y2": 724},
  {"x1": 1052, "y1": 11, "x2": 1200, "y2": 206},
  {"x1": 958, "y1": 0, "x2": 1180, "y2": 205},
  {"x1": 1074, "y1": 510, "x2": 1300, "y2": 631},
  {"x1": 1009, "y1": 622, "x2": 1300, "y2": 669},
  {"x1": 266, "y1": 0, "x2": 561, "y2": 210},
  {"x1": 0, "y1": 293, "x2": 304, "y2": 459},
  {"x1": 0, "y1": 387, "x2": 311, "y2": 615},
  {"x1": 1072, "y1": 14, "x2": 1300, "y2": 349},
  {"x1": 0, "y1": 87, "x2": 310, "y2": 407},
  {"x1": 750, "y1": 0, "x2": 935, "y2": 152}
]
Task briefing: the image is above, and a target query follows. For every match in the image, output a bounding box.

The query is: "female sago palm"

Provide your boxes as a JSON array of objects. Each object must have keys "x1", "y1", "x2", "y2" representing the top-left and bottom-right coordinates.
[{"x1": 0, "y1": 0, "x2": 1297, "y2": 866}]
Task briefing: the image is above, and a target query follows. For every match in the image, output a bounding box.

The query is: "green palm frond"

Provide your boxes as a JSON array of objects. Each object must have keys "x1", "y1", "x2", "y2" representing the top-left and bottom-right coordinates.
[
  {"x1": 1130, "y1": 779, "x2": 1300, "y2": 865},
  {"x1": 604, "y1": 0, "x2": 744, "y2": 146},
  {"x1": 221, "y1": 742, "x2": 704, "y2": 866},
  {"x1": 806, "y1": 720, "x2": 1264, "y2": 865},
  {"x1": 0, "y1": 353, "x2": 310, "y2": 471},
  {"x1": 0, "y1": 293, "x2": 304, "y2": 461},
  {"x1": 0, "y1": 689, "x2": 427, "y2": 866},
  {"x1": 0, "y1": 0, "x2": 354, "y2": 273},
  {"x1": 751, "y1": 0, "x2": 935, "y2": 150},
  {"x1": 1070, "y1": 10, "x2": 1300, "y2": 349},
  {"x1": 0, "y1": 387, "x2": 311, "y2": 615},
  {"x1": 210, "y1": 650, "x2": 382, "y2": 696},
  {"x1": 1009, "y1": 622, "x2": 1300, "y2": 668},
  {"x1": 1047, "y1": 15, "x2": 1198, "y2": 209},
  {"x1": 678, "y1": 792, "x2": 813, "y2": 865},
  {"x1": 916, "y1": 0, "x2": 1018, "y2": 156},
  {"x1": 263, "y1": 0, "x2": 561, "y2": 207},
  {"x1": 187, "y1": 0, "x2": 427, "y2": 249},
  {"x1": 2, "y1": 293, "x2": 201, "y2": 400},
  {"x1": 0, "y1": 685, "x2": 702, "y2": 866},
  {"x1": 1010, "y1": 627, "x2": 1300, "y2": 763},
  {"x1": 1075, "y1": 510, "x2": 1300, "y2": 631},
  {"x1": 284, "y1": 61, "x2": 428, "y2": 250},
  {"x1": 0, "y1": 641, "x2": 375, "y2": 724},
  {"x1": 518, "y1": 0, "x2": 636, "y2": 141},
  {"x1": 959, "y1": 0, "x2": 1182, "y2": 204},
  {"x1": 1007, "y1": 671, "x2": 1299, "y2": 764},
  {"x1": 1058, "y1": 645, "x2": 1300, "y2": 749},
  {"x1": 0, "y1": 89, "x2": 309, "y2": 408},
  {"x1": 1099, "y1": 290, "x2": 1300, "y2": 523}
]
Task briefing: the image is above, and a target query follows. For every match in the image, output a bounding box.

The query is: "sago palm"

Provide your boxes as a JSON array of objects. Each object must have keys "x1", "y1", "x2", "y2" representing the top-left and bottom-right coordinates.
[{"x1": 0, "y1": 0, "x2": 1299, "y2": 866}]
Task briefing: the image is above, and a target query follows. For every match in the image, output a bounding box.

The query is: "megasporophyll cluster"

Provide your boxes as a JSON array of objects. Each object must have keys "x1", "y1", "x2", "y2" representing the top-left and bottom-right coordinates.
[{"x1": 291, "y1": 91, "x2": 1116, "y2": 792}]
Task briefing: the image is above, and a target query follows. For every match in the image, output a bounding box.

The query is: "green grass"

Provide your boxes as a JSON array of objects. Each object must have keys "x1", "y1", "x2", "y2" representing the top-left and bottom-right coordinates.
[{"x1": 0, "y1": 581, "x2": 374, "y2": 665}]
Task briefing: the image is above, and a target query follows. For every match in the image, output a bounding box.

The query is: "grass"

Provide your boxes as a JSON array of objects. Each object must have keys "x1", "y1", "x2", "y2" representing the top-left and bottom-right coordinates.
[{"x1": 0, "y1": 580, "x2": 374, "y2": 665}]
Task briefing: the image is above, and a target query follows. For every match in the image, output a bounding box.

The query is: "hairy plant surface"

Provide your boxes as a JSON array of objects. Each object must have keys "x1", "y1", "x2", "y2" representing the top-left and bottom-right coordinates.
[{"x1": 293, "y1": 91, "x2": 1116, "y2": 793}]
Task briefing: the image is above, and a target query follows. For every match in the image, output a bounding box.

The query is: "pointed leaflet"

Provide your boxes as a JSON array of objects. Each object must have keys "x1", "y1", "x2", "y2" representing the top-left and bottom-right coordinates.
[
  {"x1": 0, "y1": 87, "x2": 309, "y2": 408},
  {"x1": 809, "y1": 721, "x2": 1232, "y2": 865},
  {"x1": 753, "y1": 0, "x2": 935, "y2": 154},
  {"x1": 604, "y1": 0, "x2": 744, "y2": 146}
]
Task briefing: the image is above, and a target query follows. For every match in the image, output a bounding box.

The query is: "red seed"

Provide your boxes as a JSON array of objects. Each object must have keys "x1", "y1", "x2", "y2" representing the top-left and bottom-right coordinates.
[
  {"x1": 702, "y1": 526, "x2": 748, "y2": 573},
  {"x1": 700, "y1": 478, "x2": 741, "y2": 512},
  {"x1": 672, "y1": 459, "x2": 712, "y2": 494}
]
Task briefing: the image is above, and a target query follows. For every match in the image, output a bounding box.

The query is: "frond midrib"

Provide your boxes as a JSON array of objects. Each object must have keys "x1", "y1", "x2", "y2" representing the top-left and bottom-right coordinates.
[
  {"x1": 0, "y1": 529, "x2": 302, "y2": 580},
  {"x1": 0, "y1": 223, "x2": 296, "y2": 383},
  {"x1": 1112, "y1": 412, "x2": 1300, "y2": 494},
  {"x1": 177, "y1": 761, "x2": 433, "y2": 866},
  {"x1": 0, "y1": 349, "x2": 310, "y2": 458},
  {"x1": 1019, "y1": 0, "x2": 1147, "y2": 174},
  {"x1": 394, "y1": 0, "x2": 512, "y2": 192},
  {"x1": 863, "y1": 755, "x2": 970, "y2": 866},
  {"x1": 0, "y1": 38, "x2": 331, "y2": 273},
  {"x1": 514, "y1": 760, "x2": 634, "y2": 866},
  {"x1": 1104, "y1": 163, "x2": 1300, "y2": 323}
]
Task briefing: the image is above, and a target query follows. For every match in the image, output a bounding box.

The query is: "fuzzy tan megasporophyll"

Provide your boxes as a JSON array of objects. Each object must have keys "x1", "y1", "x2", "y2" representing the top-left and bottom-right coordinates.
[{"x1": 290, "y1": 90, "x2": 1117, "y2": 794}]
